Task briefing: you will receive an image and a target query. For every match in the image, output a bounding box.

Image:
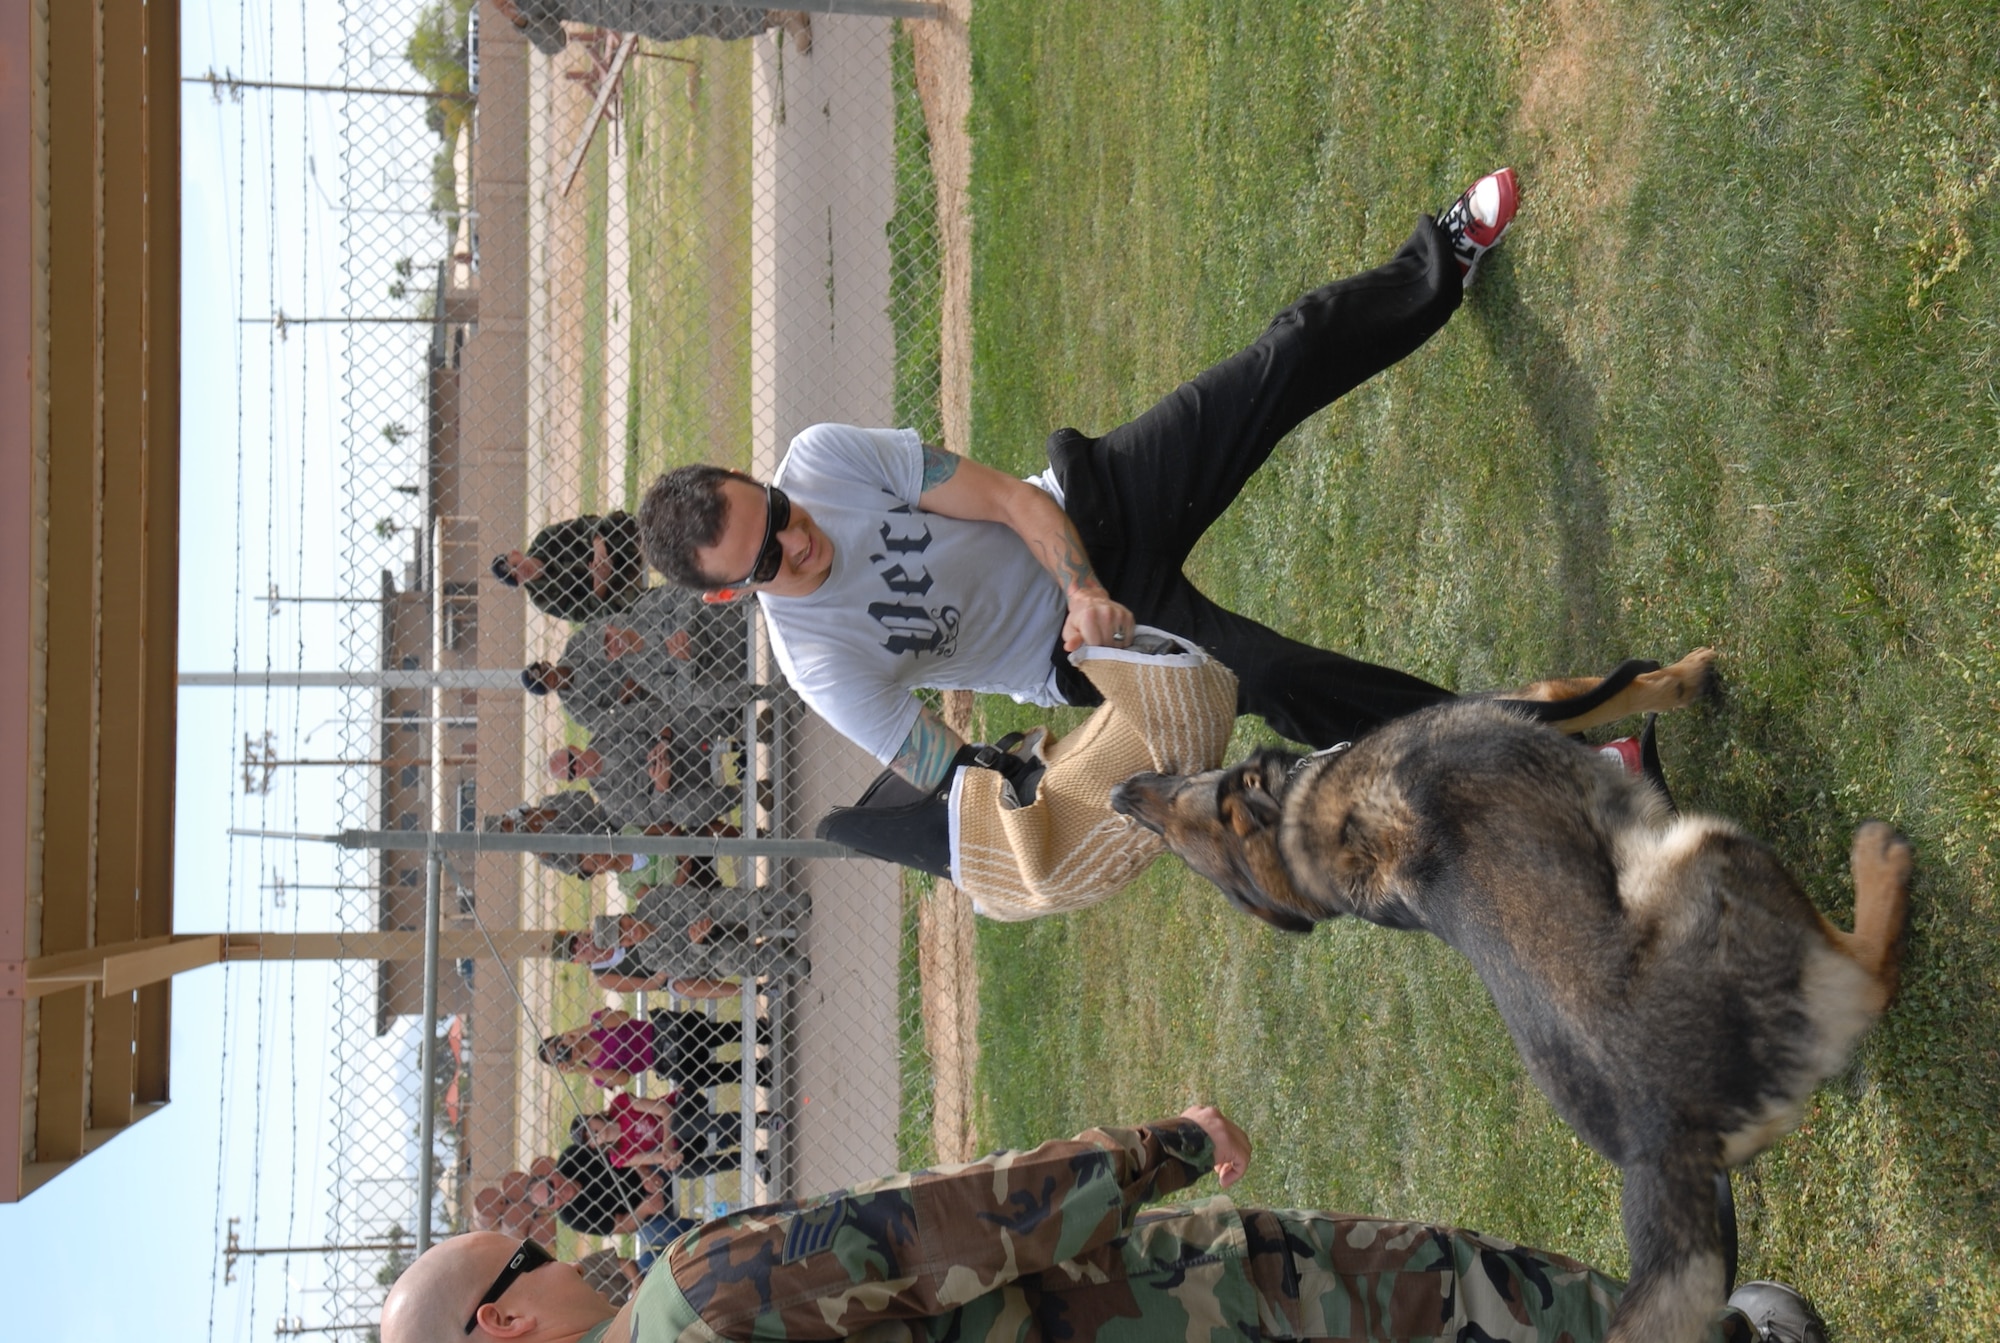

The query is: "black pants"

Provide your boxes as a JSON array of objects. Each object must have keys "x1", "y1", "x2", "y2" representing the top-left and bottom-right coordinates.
[
  {"x1": 650, "y1": 1009, "x2": 771, "y2": 1091},
  {"x1": 668, "y1": 1097, "x2": 762, "y2": 1176},
  {"x1": 1047, "y1": 217, "x2": 1461, "y2": 749}
]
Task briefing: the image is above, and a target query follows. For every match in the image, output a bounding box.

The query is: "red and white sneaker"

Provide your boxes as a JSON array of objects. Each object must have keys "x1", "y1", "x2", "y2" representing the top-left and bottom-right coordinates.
[
  {"x1": 1438, "y1": 167, "x2": 1518, "y2": 286},
  {"x1": 1597, "y1": 735, "x2": 1643, "y2": 775}
]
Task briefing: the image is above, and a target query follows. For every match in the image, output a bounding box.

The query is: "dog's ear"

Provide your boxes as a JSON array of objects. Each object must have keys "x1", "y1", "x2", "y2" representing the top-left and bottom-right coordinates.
[{"x1": 1221, "y1": 768, "x2": 1283, "y2": 836}]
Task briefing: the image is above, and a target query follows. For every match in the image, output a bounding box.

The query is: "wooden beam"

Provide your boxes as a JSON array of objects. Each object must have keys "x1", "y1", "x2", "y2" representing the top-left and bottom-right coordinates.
[
  {"x1": 223, "y1": 930, "x2": 561, "y2": 963},
  {"x1": 16, "y1": 929, "x2": 563, "y2": 998},
  {"x1": 0, "y1": 0, "x2": 38, "y2": 1206},
  {"x1": 101, "y1": 935, "x2": 224, "y2": 997},
  {"x1": 137, "y1": 0, "x2": 179, "y2": 940},
  {"x1": 33, "y1": 989, "x2": 89, "y2": 1162},
  {"x1": 40, "y1": 0, "x2": 104, "y2": 967},
  {"x1": 91, "y1": 0, "x2": 149, "y2": 1131},
  {"x1": 21, "y1": 933, "x2": 220, "y2": 996},
  {"x1": 37, "y1": 0, "x2": 103, "y2": 1167},
  {"x1": 134, "y1": 0, "x2": 182, "y2": 1115}
]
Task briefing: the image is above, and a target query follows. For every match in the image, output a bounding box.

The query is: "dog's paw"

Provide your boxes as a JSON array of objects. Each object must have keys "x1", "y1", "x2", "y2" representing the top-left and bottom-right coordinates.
[
  {"x1": 1848, "y1": 821, "x2": 1912, "y2": 1003},
  {"x1": 1851, "y1": 820, "x2": 1913, "y2": 895},
  {"x1": 1665, "y1": 647, "x2": 1719, "y2": 705}
]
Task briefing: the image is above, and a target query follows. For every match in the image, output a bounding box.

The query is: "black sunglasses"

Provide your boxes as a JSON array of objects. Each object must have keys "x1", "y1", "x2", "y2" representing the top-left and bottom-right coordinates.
[
  {"x1": 722, "y1": 484, "x2": 791, "y2": 587},
  {"x1": 464, "y1": 1238, "x2": 557, "y2": 1334}
]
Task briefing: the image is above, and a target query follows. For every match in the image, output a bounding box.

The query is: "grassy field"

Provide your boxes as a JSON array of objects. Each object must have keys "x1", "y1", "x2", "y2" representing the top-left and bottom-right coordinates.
[
  {"x1": 967, "y1": 1, "x2": 2000, "y2": 1334},
  {"x1": 623, "y1": 41, "x2": 757, "y2": 493}
]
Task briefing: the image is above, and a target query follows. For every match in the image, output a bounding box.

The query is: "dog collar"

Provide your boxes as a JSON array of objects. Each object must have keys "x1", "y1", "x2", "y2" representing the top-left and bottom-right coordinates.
[{"x1": 1289, "y1": 741, "x2": 1352, "y2": 780}]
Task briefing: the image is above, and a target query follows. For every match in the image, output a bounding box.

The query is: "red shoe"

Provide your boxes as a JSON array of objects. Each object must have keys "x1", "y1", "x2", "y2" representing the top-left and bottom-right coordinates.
[
  {"x1": 1438, "y1": 167, "x2": 1518, "y2": 286},
  {"x1": 1597, "y1": 735, "x2": 1643, "y2": 775}
]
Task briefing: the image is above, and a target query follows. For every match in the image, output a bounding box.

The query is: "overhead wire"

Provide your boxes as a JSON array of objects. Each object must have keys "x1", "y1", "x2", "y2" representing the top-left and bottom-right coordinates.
[
  {"x1": 203, "y1": 0, "x2": 254, "y2": 1330},
  {"x1": 242, "y1": 0, "x2": 283, "y2": 1331},
  {"x1": 281, "y1": 0, "x2": 313, "y2": 1325}
]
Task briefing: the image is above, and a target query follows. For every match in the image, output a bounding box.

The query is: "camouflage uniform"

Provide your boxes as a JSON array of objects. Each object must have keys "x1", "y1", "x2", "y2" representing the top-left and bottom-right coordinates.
[
  {"x1": 559, "y1": 623, "x2": 658, "y2": 738},
  {"x1": 607, "y1": 585, "x2": 753, "y2": 704},
  {"x1": 620, "y1": 1117, "x2": 1744, "y2": 1343}
]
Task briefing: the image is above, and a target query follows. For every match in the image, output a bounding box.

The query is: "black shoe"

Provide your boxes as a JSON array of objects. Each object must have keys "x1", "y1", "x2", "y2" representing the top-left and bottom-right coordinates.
[{"x1": 1727, "y1": 1281, "x2": 1830, "y2": 1343}]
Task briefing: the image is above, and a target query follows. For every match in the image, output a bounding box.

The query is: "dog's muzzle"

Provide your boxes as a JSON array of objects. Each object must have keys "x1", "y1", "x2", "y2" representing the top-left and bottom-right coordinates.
[{"x1": 1108, "y1": 773, "x2": 1172, "y2": 829}]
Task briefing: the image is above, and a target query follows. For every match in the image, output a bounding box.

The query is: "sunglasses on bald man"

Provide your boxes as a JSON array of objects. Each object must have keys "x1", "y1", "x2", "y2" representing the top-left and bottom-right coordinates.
[{"x1": 465, "y1": 1237, "x2": 557, "y2": 1334}]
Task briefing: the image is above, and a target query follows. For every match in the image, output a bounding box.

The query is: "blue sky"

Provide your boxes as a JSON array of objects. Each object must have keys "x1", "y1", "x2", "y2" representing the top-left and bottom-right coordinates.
[{"x1": 0, "y1": 4, "x2": 454, "y2": 1336}]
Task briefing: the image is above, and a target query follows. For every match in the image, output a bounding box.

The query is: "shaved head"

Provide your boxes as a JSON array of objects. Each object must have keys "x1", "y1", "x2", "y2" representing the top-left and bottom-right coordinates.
[{"x1": 380, "y1": 1232, "x2": 615, "y2": 1343}]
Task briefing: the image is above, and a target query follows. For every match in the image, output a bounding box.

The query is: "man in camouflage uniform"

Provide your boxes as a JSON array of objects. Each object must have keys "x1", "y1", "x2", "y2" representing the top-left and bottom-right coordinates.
[
  {"x1": 598, "y1": 585, "x2": 752, "y2": 705},
  {"x1": 522, "y1": 649, "x2": 653, "y2": 739},
  {"x1": 387, "y1": 1106, "x2": 1812, "y2": 1343},
  {"x1": 551, "y1": 713, "x2": 740, "y2": 834}
]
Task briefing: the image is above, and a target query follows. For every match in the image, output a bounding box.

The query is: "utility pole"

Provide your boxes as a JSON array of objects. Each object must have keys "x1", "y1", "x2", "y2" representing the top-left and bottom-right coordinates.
[
  {"x1": 184, "y1": 669, "x2": 521, "y2": 689},
  {"x1": 188, "y1": 68, "x2": 474, "y2": 102},
  {"x1": 274, "y1": 1319, "x2": 375, "y2": 1337},
  {"x1": 222, "y1": 1217, "x2": 408, "y2": 1284},
  {"x1": 243, "y1": 732, "x2": 278, "y2": 795},
  {"x1": 261, "y1": 586, "x2": 389, "y2": 609},
  {"x1": 264, "y1": 873, "x2": 381, "y2": 907}
]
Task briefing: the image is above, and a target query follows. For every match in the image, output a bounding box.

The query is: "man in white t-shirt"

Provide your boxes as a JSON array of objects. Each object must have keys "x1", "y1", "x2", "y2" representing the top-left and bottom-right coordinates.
[{"x1": 637, "y1": 172, "x2": 1519, "y2": 787}]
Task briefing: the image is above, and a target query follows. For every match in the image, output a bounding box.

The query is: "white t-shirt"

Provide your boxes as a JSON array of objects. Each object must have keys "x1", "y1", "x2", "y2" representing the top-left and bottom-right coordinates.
[{"x1": 759, "y1": 424, "x2": 1070, "y2": 762}]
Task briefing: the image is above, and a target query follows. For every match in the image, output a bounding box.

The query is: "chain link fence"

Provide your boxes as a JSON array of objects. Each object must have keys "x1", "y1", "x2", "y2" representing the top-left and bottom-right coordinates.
[{"x1": 284, "y1": 1, "x2": 946, "y2": 1325}]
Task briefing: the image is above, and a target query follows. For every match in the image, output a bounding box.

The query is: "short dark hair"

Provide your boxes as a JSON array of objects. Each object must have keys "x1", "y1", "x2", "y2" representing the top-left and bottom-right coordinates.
[
  {"x1": 637, "y1": 465, "x2": 758, "y2": 589},
  {"x1": 522, "y1": 661, "x2": 553, "y2": 695},
  {"x1": 491, "y1": 554, "x2": 522, "y2": 586},
  {"x1": 567, "y1": 1114, "x2": 594, "y2": 1148}
]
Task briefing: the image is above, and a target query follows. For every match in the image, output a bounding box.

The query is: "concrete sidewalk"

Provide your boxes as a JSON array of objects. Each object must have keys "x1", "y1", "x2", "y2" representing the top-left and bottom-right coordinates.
[{"x1": 748, "y1": 16, "x2": 908, "y2": 1196}]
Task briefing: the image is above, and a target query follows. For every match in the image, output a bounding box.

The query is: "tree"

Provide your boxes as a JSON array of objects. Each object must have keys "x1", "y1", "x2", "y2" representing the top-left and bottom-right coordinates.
[
  {"x1": 374, "y1": 1225, "x2": 414, "y2": 1289},
  {"x1": 405, "y1": 0, "x2": 475, "y2": 225}
]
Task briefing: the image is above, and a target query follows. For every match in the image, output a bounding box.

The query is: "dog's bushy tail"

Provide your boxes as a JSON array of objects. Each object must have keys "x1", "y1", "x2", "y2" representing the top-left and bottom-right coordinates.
[{"x1": 1605, "y1": 1141, "x2": 1730, "y2": 1343}]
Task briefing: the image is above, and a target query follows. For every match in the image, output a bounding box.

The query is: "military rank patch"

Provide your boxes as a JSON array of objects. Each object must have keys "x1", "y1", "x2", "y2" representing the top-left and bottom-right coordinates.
[{"x1": 782, "y1": 1201, "x2": 847, "y2": 1263}]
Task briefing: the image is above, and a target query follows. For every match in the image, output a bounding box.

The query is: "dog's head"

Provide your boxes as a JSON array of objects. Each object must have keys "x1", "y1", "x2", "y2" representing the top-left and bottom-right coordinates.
[{"x1": 1110, "y1": 748, "x2": 1319, "y2": 934}]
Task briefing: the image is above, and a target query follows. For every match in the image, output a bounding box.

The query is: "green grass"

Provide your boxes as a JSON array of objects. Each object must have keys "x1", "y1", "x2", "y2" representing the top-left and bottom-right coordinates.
[
  {"x1": 897, "y1": 872, "x2": 940, "y2": 1171},
  {"x1": 890, "y1": 25, "x2": 945, "y2": 446},
  {"x1": 623, "y1": 39, "x2": 757, "y2": 495},
  {"x1": 580, "y1": 137, "x2": 608, "y2": 510},
  {"x1": 969, "y1": 1, "x2": 2000, "y2": 1334}
]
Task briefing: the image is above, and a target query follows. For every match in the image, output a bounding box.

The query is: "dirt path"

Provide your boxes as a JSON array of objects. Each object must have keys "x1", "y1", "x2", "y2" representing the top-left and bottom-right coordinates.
[
  {"x1": 909, "y1": 3, "x2": 974, "y2": 460},
  {"x1": 908, "y1": 1, "x2": 982, "y2": 1164}
]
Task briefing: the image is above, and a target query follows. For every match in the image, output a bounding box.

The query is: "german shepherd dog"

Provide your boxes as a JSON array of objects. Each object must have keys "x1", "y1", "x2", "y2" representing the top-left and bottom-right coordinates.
[{"x1": 1110, "y1": 686, "x2": 1910, "y2": 1343}]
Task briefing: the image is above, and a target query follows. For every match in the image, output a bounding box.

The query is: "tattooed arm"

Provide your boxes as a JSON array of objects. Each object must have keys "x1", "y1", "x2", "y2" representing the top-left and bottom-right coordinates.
[
  {"x1": 889, "y1": 700, "x2": 965, "y2": 789},
  {"x1": 915, "y1": 444, "x2": 1135, "y2": 652}
]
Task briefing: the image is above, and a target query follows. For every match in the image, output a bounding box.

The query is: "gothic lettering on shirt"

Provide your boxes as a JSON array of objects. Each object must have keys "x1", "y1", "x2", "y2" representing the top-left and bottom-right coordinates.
[
  {"x1": 869, "y1": 602, "x2": 961, "y2": 658},
  {"x1": 868, "y1": 508, "x2": 958, "y2": 659}
]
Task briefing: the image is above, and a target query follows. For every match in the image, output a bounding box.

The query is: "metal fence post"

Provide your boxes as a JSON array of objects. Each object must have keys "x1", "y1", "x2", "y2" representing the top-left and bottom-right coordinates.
[{"x1": 414, "y1": 848, "x2": 444, "y2": 1254}]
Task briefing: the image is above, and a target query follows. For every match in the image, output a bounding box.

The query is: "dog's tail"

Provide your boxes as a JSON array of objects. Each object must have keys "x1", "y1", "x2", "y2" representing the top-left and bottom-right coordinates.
[{"x1": 1605, "y1": 1141, "x2": 1731, "y2": 1343}]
